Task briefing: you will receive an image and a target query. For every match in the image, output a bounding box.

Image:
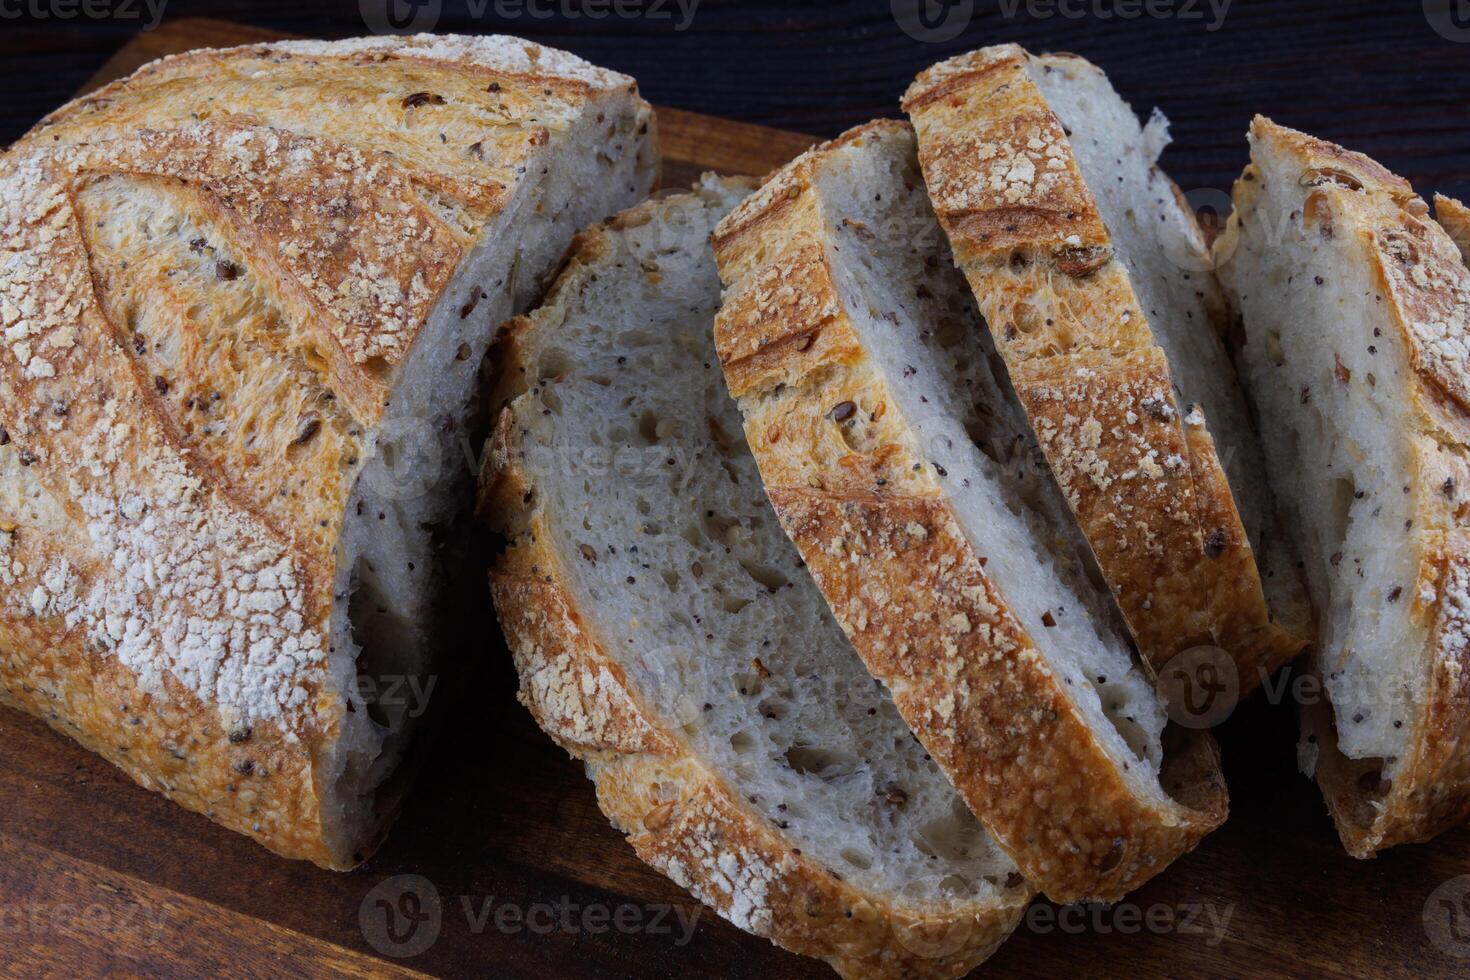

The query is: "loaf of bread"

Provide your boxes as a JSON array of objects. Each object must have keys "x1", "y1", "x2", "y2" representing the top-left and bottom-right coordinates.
[
  {"x1": 0, "y1": 34, "x2": 655, "y2": 868},
  {"x1": 711, "y1": 120, "x2": 1226, "y2": 905},
  {"x1": 480, "y1": 177, "x2": 1031, "y2": 978},
  {"x1": 903, "y1": 45, "x2": 1312, "y2": 690},
  {"x1": 1216, "y1": 117, "x2": 1470, "y2": 856}
]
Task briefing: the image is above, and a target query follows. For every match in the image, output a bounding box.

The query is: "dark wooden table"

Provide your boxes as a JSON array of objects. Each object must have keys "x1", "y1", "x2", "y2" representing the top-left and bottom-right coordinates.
[{"x1": 4, "y1": 4, "x2": 1470, "y2": 979}]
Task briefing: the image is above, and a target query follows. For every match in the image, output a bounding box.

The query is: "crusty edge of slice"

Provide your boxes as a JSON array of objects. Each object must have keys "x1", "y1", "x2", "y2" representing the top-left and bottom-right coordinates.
[
  {"x1": 902, "y1": 44, "x2": 1310, "y2": 688},
  {"x1": 478, "y1": 185, "x2": 1028, "y2": 978},
  {"x1": 711, "y1": 123, "x2": 1226, "y2": 904},
  {"x1": 1222, "y1": 118, "x2": 1470, "y2": 857},
  {"x1": 1435, "y1": 193, "x2": 1470, "y2": 266}
]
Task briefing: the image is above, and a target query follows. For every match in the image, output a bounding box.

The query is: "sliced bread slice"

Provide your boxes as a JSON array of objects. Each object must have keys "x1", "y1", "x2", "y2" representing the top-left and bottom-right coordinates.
[
  {"x1": 903, "y1": 45, "x2": 1312, "y2": 689},
  {"x1": 480, "y1": 178, "x2": 1031, "y2": 978},
  {"x1": 1215, "y1": 118, "x2": 1470, "y2": 856},
  {"x1": 711, "y1": 121, "x2": 1225, "y2": 905}
]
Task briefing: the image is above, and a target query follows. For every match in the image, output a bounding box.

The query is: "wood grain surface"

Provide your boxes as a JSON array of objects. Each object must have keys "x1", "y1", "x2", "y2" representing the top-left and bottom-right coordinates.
[{"x1": 2, "y1": 14, "x2": 1469, "y2": 980}]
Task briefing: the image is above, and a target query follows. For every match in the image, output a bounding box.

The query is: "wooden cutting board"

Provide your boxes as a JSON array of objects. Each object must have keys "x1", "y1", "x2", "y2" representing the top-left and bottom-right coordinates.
[{"x1": 3, "y1": 17, "x2": 1467, "y2": 980}]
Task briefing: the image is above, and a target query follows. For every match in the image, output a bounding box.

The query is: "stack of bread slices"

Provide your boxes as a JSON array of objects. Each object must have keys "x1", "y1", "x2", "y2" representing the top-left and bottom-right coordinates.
[
  {"x1": 485, "y1": 42, "x2": 1470, "y2": 976},
  {"x1": 5, "y1": 33, "x2": 1470, "y2": 978}
]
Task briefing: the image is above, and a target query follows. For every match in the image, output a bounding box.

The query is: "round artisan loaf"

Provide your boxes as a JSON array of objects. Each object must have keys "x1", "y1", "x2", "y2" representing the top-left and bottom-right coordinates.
[{"x1": 0, "y1": 34, "x2": 656, "y2": 868}]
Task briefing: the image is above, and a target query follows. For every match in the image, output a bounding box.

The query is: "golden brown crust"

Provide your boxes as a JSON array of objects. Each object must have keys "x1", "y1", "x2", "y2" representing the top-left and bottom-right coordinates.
[
  {"x1": 68, "y1": 122, "x2": 465, "y2": 423},
  {"x1": 1436, "y1": 194, "x2": 1470, "y2": 266},
  {"x1": 714, "y1": 241, "x2": 862, "y2": 401},
  {"x1": 712, "y1": 121, "x2": 1225, "y2": 904},
  {"x1": 491, "y1": 537, "x2": 675, "y2": 758},
  {"x1": 0, "y1": 34, "x2": 654, "y2": 869},
  {"x1": 0, "y1": 622, "x2": 331, "y2": 866},
  {"x1": 484, "y1": 185, "x2": 1028, "y2": 977},
  {"x1": 903, "y1": 45, "x2": 1309, "y2": 686},
  {"x1": 16, "y1": 35, "x2": 642, "y2": 214},
  {"x1": 0, "y1": 153, "x2": 341, "y2": 865},
  {"x1": 0, "y1": 490, "x2": 331, "y2": 865},
  {"x1": 1239, "y1": 119, "x2": 1470, "y2": 856}
]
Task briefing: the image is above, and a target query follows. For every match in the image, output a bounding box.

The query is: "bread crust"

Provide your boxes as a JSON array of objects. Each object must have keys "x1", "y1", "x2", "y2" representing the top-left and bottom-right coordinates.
[
  {"x1": 0, "y1": 34, "x2": 654, "y2": 869},
  {"x1": 1224, "y1": 119, "x2": 1470, "y2": 856},
  {"x1": 0, "y1": 149, "x2": 344, "y2": 866},
  {"x1": 483, "y1": 186, "x2": 1028, "y2": 978},
  {"x1": 712, "y1": 121, "x2": 1226, "y2": 904},
  {"x1": 1435, "y1": 194, "x2": 1470, "y2": 266},
  {"x1": 902, "y1": 45, "x2": 1310, "y2": 687}
]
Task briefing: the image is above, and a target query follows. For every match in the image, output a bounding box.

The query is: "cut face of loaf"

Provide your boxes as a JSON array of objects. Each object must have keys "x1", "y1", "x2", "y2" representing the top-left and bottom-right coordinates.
[
  {"x1": 481, "y1": 179, "x2": 1031, "y2": 979},
  {"x1": 0, "y1": 35, "x2": 656, "y2": 868},
  {"x1": 903, "y1": 45, "x2": 1311, "y2": 689},
  {"x1": 1215, "y1": 118, "x2": 1470, "y2": 856},
  {"x1": 712, "y1": 121, "x2": 1225, "y2": 905}
]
